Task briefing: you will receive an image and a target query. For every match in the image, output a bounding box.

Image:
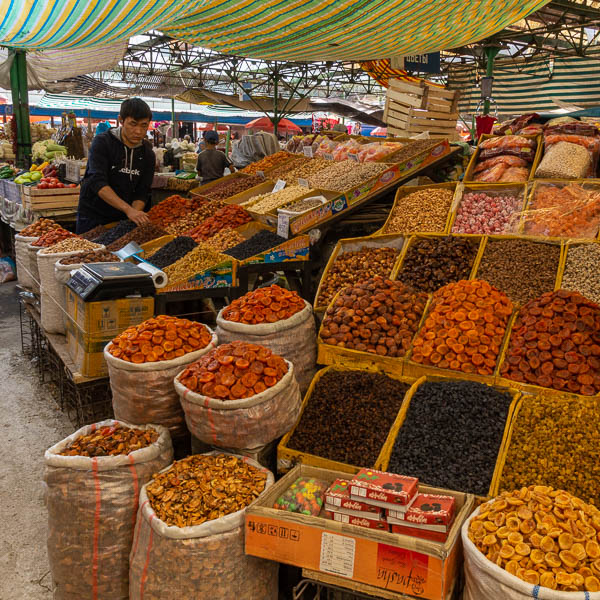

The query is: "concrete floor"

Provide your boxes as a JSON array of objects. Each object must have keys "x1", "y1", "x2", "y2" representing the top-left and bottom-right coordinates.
[{"x1": 0, "y1": 281, "x2": 72, "y2": 600}]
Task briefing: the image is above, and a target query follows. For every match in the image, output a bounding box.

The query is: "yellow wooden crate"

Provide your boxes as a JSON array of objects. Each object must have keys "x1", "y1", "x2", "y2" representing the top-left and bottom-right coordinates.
[
  {"x1": 139, "y1": 234, "x2": 175, "y2": 257},
  {"x1": 277, "y1": 365, "x2": 415, "y2": 474}
]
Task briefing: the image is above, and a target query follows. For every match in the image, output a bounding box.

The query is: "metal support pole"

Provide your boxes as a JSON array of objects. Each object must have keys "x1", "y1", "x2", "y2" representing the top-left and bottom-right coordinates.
[
  {"x1": 272, "y1": 69, "x2": 280, "y2": 136},
  {"x1": 483, "y1": 46, "x2": 500, "y2": 116},
  {"x1": 171, "y1": 97, "x2": 177, "y2": 139},
  {"x1": 225, "y1": 128, "x2": 231, "y2": 156},
  {"x1": 9, "y1": 49, "x2": 31, "y2": 166}
]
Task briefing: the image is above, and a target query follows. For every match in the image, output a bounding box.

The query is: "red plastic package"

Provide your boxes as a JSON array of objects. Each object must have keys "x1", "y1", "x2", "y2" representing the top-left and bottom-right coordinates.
[
  {"x1": 480, "y1": 135, "x2": 536, "y2": 150},
  {"x1": 473, "y1": 163, "x2": 507, "y2": 182},
  {"x1": 499, "y1": 167, "x2": 529, "y2": 182},
  {"x1": 473, "y1": 155, "x2": 527, "y2": 174}
]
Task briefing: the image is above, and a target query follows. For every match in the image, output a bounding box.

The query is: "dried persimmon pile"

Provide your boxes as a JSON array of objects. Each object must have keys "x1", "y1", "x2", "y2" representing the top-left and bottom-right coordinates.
[{"x1": 221, "y1": 285, "x2": 305, "y2": 324}]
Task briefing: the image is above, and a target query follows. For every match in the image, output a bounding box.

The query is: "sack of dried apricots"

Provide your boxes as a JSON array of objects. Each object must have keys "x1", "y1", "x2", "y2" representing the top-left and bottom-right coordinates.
[
  {"x1": 14, "y1": 233, "x2": 38, "y2": 289},
  {"x1": 462, "y1": 488, "x2": 600, "y2": 599},
  {"x1": 104, "y1": 316, "x2": 217, "y2": 440},
  {"x1": 174, "y1": 341, "x2": 302, "y2": 449},
  {"x1": 129, "y1": 452, "x2": 278, "y2": 600},
  {"x1": 44, "y1": 420, "x2": 173, "y2": 600},
  {"x1": 216, "y1": 285, "x2": 317, "y2": 392}
]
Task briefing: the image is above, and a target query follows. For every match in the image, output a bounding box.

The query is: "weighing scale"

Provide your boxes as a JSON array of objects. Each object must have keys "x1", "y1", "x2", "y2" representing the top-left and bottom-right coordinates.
[{"x1": 66, "y1": 262, "x2": 155, "y2": 301}]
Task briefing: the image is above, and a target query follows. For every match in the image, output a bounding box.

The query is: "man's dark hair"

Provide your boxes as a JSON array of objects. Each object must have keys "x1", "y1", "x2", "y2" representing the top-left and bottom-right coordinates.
[{"x1": 120, "y1": 98, "x2": 152, "y2": 122}]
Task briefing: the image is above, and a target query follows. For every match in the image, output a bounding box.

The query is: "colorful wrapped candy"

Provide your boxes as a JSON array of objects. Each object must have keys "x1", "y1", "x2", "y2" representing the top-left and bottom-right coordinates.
[{"x1": 273, "y1": 477, "x2": 328, "y2": 516}]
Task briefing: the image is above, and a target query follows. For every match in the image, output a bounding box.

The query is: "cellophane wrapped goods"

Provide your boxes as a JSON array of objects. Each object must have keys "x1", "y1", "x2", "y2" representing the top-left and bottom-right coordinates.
[
  {"x1": 273, "y1": 477, "x2": 328, "y2": 516},
  {"x1": 535, "y1": 141, "x2": 592, "y2": 180},
  {"x1": 44, "y1": 420, "x2": 173, "y2": 600},
  {"x1": 543, "y1": 129, "x2": 600, "y2": 177}
]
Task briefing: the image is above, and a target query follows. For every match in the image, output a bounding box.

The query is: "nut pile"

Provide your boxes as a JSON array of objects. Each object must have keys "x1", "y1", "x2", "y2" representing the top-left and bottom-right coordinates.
[
  {"x1": 387, "y1": 139, "x2": 441, "y2": 164},
  {"x1": 470, "y1": 487, "x2": 600, "y2": 591},
  {"x1": 265, "y1": 155, "x2": 310, "y2": 180},
  {"x1": 40, "y1": 238, "x2": 101, "y2": 254},
  {"x1": 396, "y1": 236, "x2": 478, "y2": 293},
  {"x1": 242, "y1": 185, "x2": 308, "y2": 214},
  {"x1": 287, "y1": 370, "x2": 410, "y2": 467},
  {"x1": 316, "y1": 246, "x2": 400, "y2": 308},
  {"x1": 500, "y1": 290, "x2": 600, "y2": 395},
  {"x1": 321, "y1": 277, "x2": 428, "y2": 357},
  {"x1": 283, "y1": 157, "x2": 331, "y2": 183},
  {"x1": 147, "y1": 236, "x2": 197, "y2": 269},
  {"x1": 280, "y1": 197, "x2": 324, "y2": 213},
  {"x1": 31, "y1": 227, "x2": 77, "y2": 247},
  {"x1": 59, "y1": 423, "x2": 158, "y2": 457},
  {"x1": 242, "y1": 151, "x2": 295, "y2": 174},
  {"x1": 164, "y1": 246, "x2": 229, "y2": 283},
  {"x1": 222, "y1": 285, "x2": 305, "y2": 324},
  {"x1": 225, "y1": 230, "x2": 287, "y2": 261},
  {"x1": 388, "y1": 380, "x2": 513, "y2": 496},
  {"x1": 561, "y1": 244, "x2": 600, "y2": 305},
  {"x1": 500, "y1": 395, "x2": 600, "y2": 506},
  {"x1": 146, "y1": 454, "x2": 267, "y2": 527},
  {"x1": 106, "y1": 223, "x2": 166, "y2": 251},
  {"x1": 20, "y1": 218, "x2": 61, "y2": 237},
  {"x1": 452, "y1": 191, "x2": 522, "y2": 234},
  {"x1": 108, "y1": 315, "x2": 213, "y2": 363},
  {"x1": 412, "y1": 280, "x2": 513, "y2": 375},
  {"x1": 59, "y1": 250, "x2": 118, "y2": 265},
  {"x1": 308, "y1": 160, "x2": 388, "y2": 192},
  {"x1": 93, "y1": 220, "x2": 137, "y2": 246},
  {"x1": 165, "y1": 201, "x2": 226, "y2": 236},
  {"x1": 186, "y1": 205, "x2": 251, "y2": 242},
  {"x1": 383, "y1": 188, "x2": 454, "y2": 234},
  {"x1": 200, "y1": 228, "x2": 245, "y2": 253},
  {"x1": 147, "y1": 194, "x2": 205, "y2": 227},
  {"x1": 476, "y1": 239, "x2": 560, "y2": 305},
  {"x1": 178, "y1": 341, "x2": 288, "y2": 399},
  {"x1": 203, "y1": 174, "x2": 265, "y2": 200}
]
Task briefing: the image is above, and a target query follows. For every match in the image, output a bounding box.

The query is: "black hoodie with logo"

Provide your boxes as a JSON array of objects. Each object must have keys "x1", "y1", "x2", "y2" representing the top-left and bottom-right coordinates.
[{"x1": 77, "y1": 127, "x2": 155, "y2": 225}]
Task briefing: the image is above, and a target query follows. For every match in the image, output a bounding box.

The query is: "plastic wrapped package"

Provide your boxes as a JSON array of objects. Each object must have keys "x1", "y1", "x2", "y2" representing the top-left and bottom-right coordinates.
[
  {"x1": 175, "y1": 358, "x2": 302, "y2": 449},
  {"x1": 14, "y1": 233, "x2": 37, "y2": 288},
  {"x1": 535, "y1": 141, "x2": 592, "y2": 180},
  {"x1": 544, "y1": 133, "x2": 600, "y2": 176},
  {"x1": 479, "y1": 135, "x2": 536, "y2": 150},
  {"x1": 357, "y1": 141, "x2": 403, "y2": 162},
  {"x1": 517, "y1": 124, "x2": 544, "y2": 136},
  {"x1": 473, "y1": 155, "x2": 528, "y2": 174},
  {"x1": 44, "y1": 420, "x2": 173, "y2": 600},
  {"x1": 129, "y1": 453, "x2": 277, "y2": 600},
  {"x1": 494, "y1": 113, "x2": 539, "y2": 135},
  {"x1": 332, "y1": 139, "x2": 362, "y2": 161},
  {"x1": 273, "y1": 477, "x2": 328, "y2": 515},
  {"x1": 104, "y1": 329, "x2": 217, "y2": 439},
  {"x1": 215, "y1": 301, "x2": 317, "y2": 393},
  {"x1": 544, "y1": 122, "x2": 598, "y2": 137},
  {"x1": 314, "y1": 138, "x2": 338, "y2": 157},
  {"x1": 473, "y1": 163, "x2": 507, "y2": 183},
  {"x1": 499, "y1": 167, "x2": 529, "y2": 182}
]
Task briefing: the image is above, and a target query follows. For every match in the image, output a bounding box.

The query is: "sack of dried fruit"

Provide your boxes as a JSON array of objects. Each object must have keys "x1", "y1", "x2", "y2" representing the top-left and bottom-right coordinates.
[
  {"x1": 175, "y1": 341, "x2": 302, "y2": 449},
  {"x1": 105, "y1": 317, "x2": 217, "y2": 439},
  {"x1": 44, "y1": 420, "x2": 173, "y2": 600},
  {"x1": 129, "y1": 452, "x2": 277, "y2": 600},
  {"x1": 216, "y1": 285, "x2": 317, "y2": 392},
  {"x1": 14, "y1": 233, "x2": 37, "y2": 289}
]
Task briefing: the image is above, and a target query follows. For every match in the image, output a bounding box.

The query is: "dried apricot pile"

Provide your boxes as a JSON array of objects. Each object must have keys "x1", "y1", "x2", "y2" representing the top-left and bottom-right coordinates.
[
  {"x1": 108, "y1": 315, "x2": 213, "y2": 363},
  {"x1": 500, "y1": 290, "x2": 600, "y2": 395},
  {"x1": 31, "y1": 227, "x2": 77, "y2": 247},
  {"x1": 412, "y1": 279, "x2": 513, "y2": 375},
  {"x1": 222, "y1": 284, "x2": 305, "y2": 324},
  {"x1": 469, "y1": 486, "x2": 600, "y2": 592},
  {"x1": 178, "y1": 341, "x2": 288, "y2": 400},
  {"x1": 20, "y1": 218, "x2": 61, "y2": 237},
  {"x1": 147, "y1": 194, "x2": 205, "y2": 227},
  {"x1": 185, "y1": 204, "x2": 252, "y2": 242}
]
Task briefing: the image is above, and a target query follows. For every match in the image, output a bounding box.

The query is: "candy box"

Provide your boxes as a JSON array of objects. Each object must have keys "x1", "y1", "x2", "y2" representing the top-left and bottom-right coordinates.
[
  {"x1": 387, "y1": 493, "x2": 455, "y2": 530},
  {"x1": 324, "y1": 509, "x2": 389, "y2": 531},
  {"x1": 389, "y1": 523, "x2": 450, "y2": 543},
  {"x1": 350, "y1": 468, "x2": 418, "y2": 511},
  {"x1": 273, "y1": 476, "x2": 328, "y2": 516},
  {"x1": 324, "y1": 479, "x2": 382, "y2": 518}
]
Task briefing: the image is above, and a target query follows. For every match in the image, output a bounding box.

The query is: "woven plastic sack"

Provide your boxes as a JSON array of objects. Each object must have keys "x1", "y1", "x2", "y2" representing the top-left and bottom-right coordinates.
[
  {"x1": 14, "y1": 233, "x2": 37, "y2": 289},
  {"x1": 26, "y1": 242, "x2": 42, "y2": 293},
  {"x1": 44, "y1": 420, "x2": 173, "y2": 600},
  {"x1": 129, "y1": 452, "x2": 277, "y2": 600},
  {"x1": 462, "y1": 505, "x2": 600, "y2": 600},
  {"x1": 175, "y1": 358, "x2": 302, "y2": 448},
  {"x1": 216, "y1": 301, "x2": 317, "y2": 393},
  {"x1": 104, "y1": 329, "x2": 218, "y2": 439}
]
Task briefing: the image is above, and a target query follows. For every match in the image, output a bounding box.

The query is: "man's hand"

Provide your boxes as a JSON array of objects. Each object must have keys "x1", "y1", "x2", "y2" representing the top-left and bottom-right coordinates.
[{"x1": 126, "y1": 206, "x2": 150, "y2": 226}]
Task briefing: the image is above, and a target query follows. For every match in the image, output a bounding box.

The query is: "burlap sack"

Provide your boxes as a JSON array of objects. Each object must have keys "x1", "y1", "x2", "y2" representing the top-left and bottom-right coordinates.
[
  {"x1": 26, "y1": 241, "x2": 42, "y2": 293},
  {"x1": 216, "y1": 300, "x2": 317, "y2": 392},
  {"x1": 44, "y1": 420, "x2": 173, "y2": 600},
  {"x1": 175, "y1": 359, "x2": 302, "y2": 448},
  {"x1": 104, "y1": 329, "x2": 218, "y2": 439},
  {"x1": 129, "y1": 452, "x2": 277, "y2": 600},
  {"x1": 14, "y1": 233, "x2": 37, "y2": 289}
]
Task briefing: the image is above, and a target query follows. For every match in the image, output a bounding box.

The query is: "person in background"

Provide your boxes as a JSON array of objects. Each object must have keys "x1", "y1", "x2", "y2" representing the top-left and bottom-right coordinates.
[
  {"x1": 95, "y1": 121, "x2": 111, "y2": 136},
  {"x1": 196, "y1": 130, "x2": 234, "y2": 185},
  {"x1": 183, "y1": 134, "x2": 191, "y2": 143},
  {"x1": 76, "y1": 98, "x2": 155, "y2": 233}
]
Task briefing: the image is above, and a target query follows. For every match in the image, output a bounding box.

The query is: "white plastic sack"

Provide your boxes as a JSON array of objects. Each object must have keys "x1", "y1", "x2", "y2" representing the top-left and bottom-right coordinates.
[
  {"x1": 216, "y1": 300, "x2": 317, "y2": 393},
  {"x1": 14, "y1": 233, "x2": 37, "y2": 289},
  {"x1": 175, "y1": 358, "x2": 302, "y2": 448},
  {"x1": 129, "y1": 452, "x2": 277, "y2": 600},
  {"x1": 26, "y1": 242, "x2": 42, "y2": 293},
  {"x1": 104, "y1": 329, "x2": 218, "y2": 440},
  {"x1": 44, "y1": 420, "x2": 173, "y2": 600},
  {"x1": 462, "y1": 504, "x2": 600, "y2": 600}
]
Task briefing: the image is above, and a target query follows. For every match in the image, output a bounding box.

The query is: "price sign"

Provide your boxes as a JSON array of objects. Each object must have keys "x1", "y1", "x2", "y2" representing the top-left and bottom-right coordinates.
[
  {"x1": 323, "y1": 153, "x2": 334, "y2": 160},
  {"x1": 303, "y1": 146, "x2": 314, "y2": 158},
  {"x1": 277, "y1": 212, "x2": 290, "y2": 239},
  {"x1": 348, "y1": 153, "x2": 359, "y2": 162},
  {"x1": 298, "y1": 178, "x2": 310, "y2": 188},
  {"x1": 256, "y1": 170, "x2": 265, "y2": 178},
  {"x1": 273, "y1": 179, "x2": 286, "y2": 192}
]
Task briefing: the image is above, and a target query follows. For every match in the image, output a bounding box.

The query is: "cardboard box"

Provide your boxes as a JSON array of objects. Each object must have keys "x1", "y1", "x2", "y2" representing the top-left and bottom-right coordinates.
[
  {"x1": 66, "y1": 320, "x2": 112, "y2": 378},
  {"x1": 350, "y1": 469, "x2": 418, "y2": 510},
  {"x1": 325, "y1": 479, "x2": 383, "y2": 518},
  {"x1": 387, "y1": 493, "x2": 455, "y2": 529},
  {"x1": 388, "y1": 523, "x2": 449, "y2": 544},
  {"x1": 325, "y1": 510, "x2": 389, "y2": 531},
  {"x1": 246, "y1": 464, "x2": 475, "y2": 600}
]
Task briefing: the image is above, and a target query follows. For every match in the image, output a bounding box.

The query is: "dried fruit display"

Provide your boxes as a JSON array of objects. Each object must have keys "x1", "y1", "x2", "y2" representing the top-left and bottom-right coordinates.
[
  {"x1": 186, "y1": 204, "x2": 251, "y2": 242},
  {"x1": 178, "y1": 341, "x2": 288, "y2": 400},
  {"x1": 31, "y1": 227, "x2": 77, "y2": 247},
  {"x1": 282, "y1": 157, "x2": 331, "y2": 184},
  {"x1": 108, "y1": 315, "x2": 213, "y2": 363},
  {"x1": 224, "y1": 230, "x2": 287, "y2": 261},
  {"x1": 316, "y1": 246, "x2": 400, "y2": 308},
  {"x1": 469, "y1": 487, "x2": 600, "y2": 591},
  {"x1": 412, "y1": 280, "x2": 513, "y2": 376},
  {"x1": 321, "y1": 277, "x2": 428, "y2": 357},
  {"x1": 222, "y1": 285, "x2": 305, "y2": 324},
  {"x1": 147, "y1": 194, "x2": 205, "y2": 226},
  {"x1": 383, "y1": 188, "x2": 454, "y2": 234},
  {"x1": 452, "y1": 191, "x2": 522, "y2": 235},
  {"x1": 147, "y1": 236, "x2": 197, "y2": 269},
  {"x1": 281, "y1": 197, "x2": 324, "y2": 213},
  {"x1": 265, "y1": 155, "x2": 311, "y2": 180},
  {"x1": 388, "y1": 380, "x2": 513, "y2": 496},
  {"x1": 39, "y1": 238, "x2": 101, "y2": 254},
  {"x1": 146, "y1": 454, "x2": 267, "y2": 527},
  {"x1": 93, "y1": 220, "x2": 137, "y2": 246},
  {"x1": 308, "y1": 160, "x2": 388, "y2": 192},
  {"x1": 59, "y1": 423, "x2": 159, "y2": 457},
  {"x1": 163, "y1": 246, "x2": 229, "y2": 284},
  {"x1": 243, "y1": 185, "x2": 311, "y2": 215},
  {"x1": 241, "y1": 151, "x2": 295, "y2": 174},
  {"x1": 19, "y1": 217, "x2": 61, "y2": 237},
  {"x1": 203, "y1": 174, "x2": 265, "y2": 201},
  {"x1": 500, "y1": 395, "x2": 600, "y2": 505},
  {"x1": 106, "y1": 222, "x2": 167, "y2": 251},
  {"x1": 79, "y1": 224, "x2": 107, "y2": 241},
  {"x1": 59, "y1": 250, "x2": 118, "y2": 265},
  {"x1": 200, "y1": 228, "x2": 245, "y2": 253},
  {"x1": 165, "y1": 201, "x2": 226, "y2": 235},
  {"x1": 500, "y1": 290, "x2": 600, "y2": 395},
  {"x1": 561, "y1": 244, "x2": 600, "y2": 305}
]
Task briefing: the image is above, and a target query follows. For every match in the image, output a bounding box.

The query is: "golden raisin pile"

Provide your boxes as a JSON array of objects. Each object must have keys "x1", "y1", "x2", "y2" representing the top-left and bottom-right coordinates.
[
  {"x1": 411, "y1": 279, "x2": 513, "y2": 375},
  {"x1": 59, "y1": 423, "x2": 158, "y2": 457},
  {"x1": 500, "y1": 290, "x2": 600, "y2": 396},
  {"x1": 222, "y1": 284, "x2": 305, "y2": 324},
  {"x1": 146, "y1": 454, "x2": 267, "y2": 527},
  {"x1": 469, "y1": 486, "x2": 600, "y2": 592},
  {"x1": 109, "y1": 315, "x2": 212, "y2": 363}
]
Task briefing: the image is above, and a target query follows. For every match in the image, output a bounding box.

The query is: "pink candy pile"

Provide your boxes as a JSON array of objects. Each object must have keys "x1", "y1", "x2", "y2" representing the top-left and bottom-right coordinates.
[{"x1": 452, "y1": 192, "x2": 521, "y2": 234}]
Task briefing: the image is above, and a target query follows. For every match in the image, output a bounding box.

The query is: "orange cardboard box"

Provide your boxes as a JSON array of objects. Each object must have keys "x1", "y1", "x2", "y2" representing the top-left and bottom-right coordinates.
[{"x1": 245, "y1": 464, "x2": 474, "y2": 600}]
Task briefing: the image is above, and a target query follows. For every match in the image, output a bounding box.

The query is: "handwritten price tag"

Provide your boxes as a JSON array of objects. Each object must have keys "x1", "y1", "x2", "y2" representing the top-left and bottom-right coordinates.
[
  {"x1": 273, "y1": 179, "x2": 286, "y2": 192},
  {"x1": 298, "y1": 178, "x2": 310, "y2": 188},
  {"x1": 277, "y1": 213, "x2": 290, "y2": 239},
  {"x1": 323, "y1": 153, "x2": 334, "y2": 160},
  {"x1": 303, "y1": 146, "x2": 314, "y2": 158},
  {"x1": 256, "y1": 170, "x2": 265, "y2": 178},
  {"x1": 348, "y1": 153, "x2": 359, "y2": 163}
]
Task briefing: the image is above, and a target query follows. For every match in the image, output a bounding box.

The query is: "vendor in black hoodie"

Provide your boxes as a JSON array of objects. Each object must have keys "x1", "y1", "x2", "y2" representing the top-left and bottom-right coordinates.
[{"x1": 76, "y1": 98, "x2": 155, "y2": 233}]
